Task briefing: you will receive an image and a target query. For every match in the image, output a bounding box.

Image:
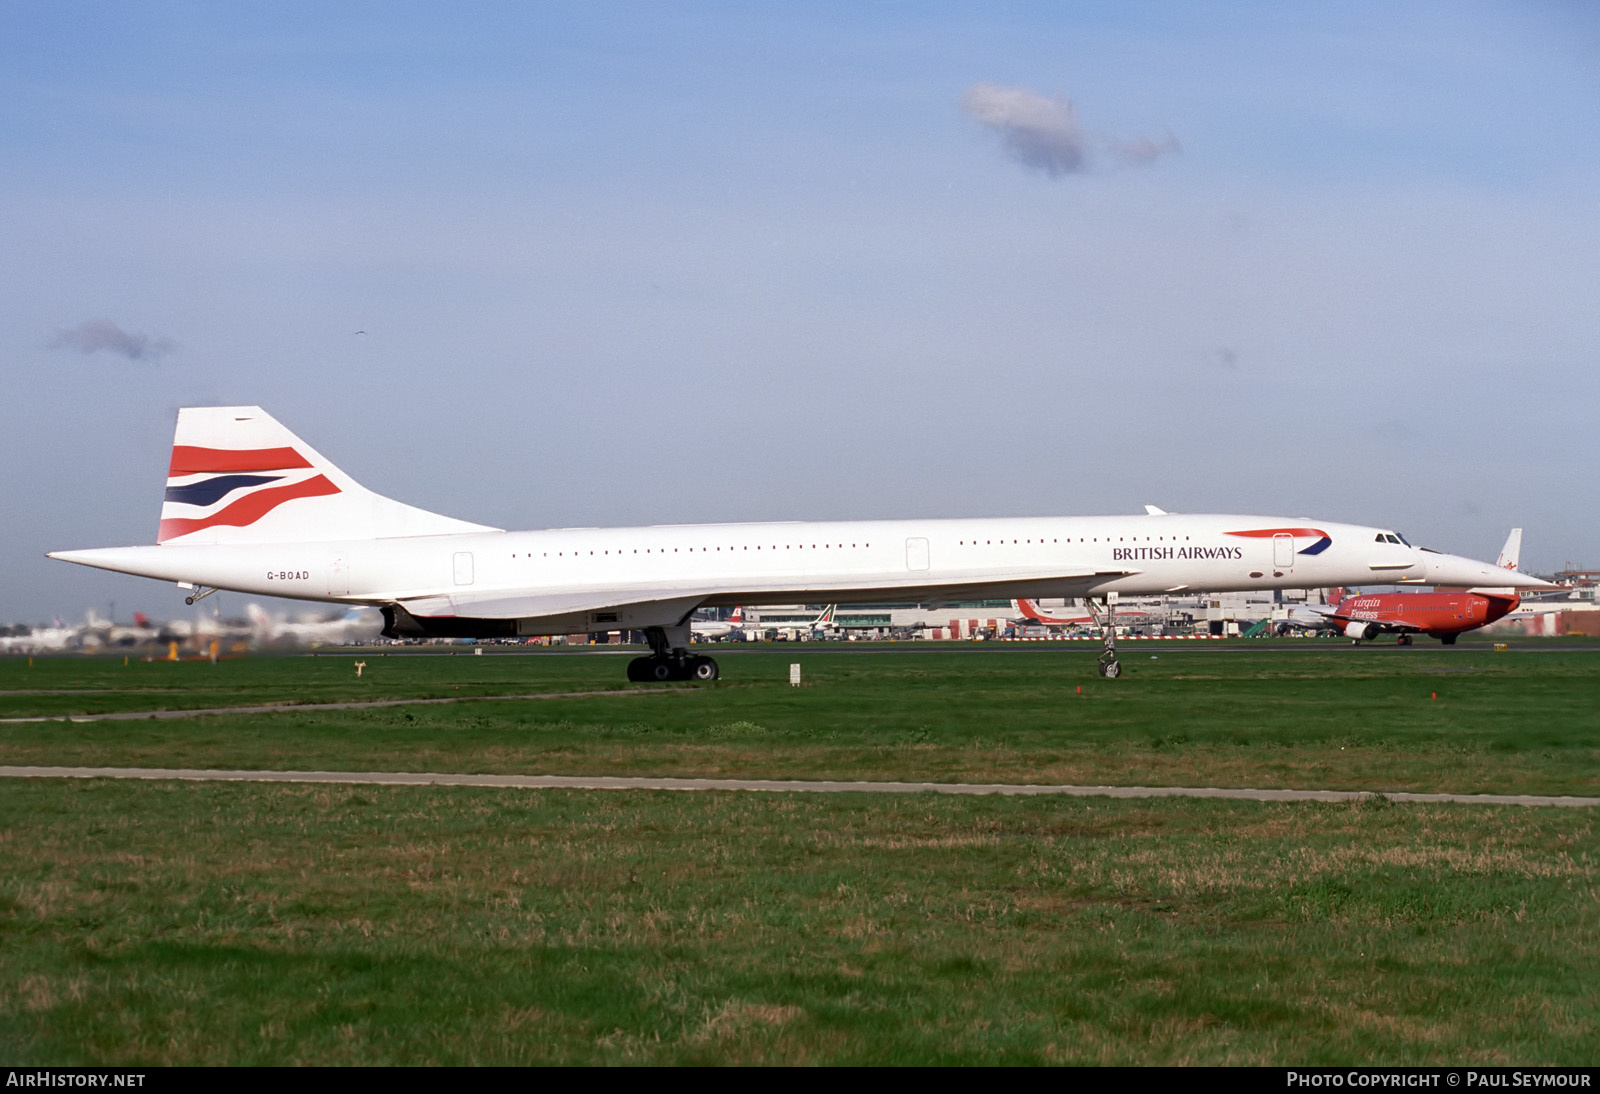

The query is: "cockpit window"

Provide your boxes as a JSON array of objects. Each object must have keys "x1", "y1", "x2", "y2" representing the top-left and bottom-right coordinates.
[
  {"x1": 1396, "y1": 533, "x2": 1412, "y2": 546},
  {"x1": 1375, "y1": 534, "x2": 1386, "y2": 543},
  {"x1": 1384, "y1": 534, "x2": 1401, "y2": 544}
]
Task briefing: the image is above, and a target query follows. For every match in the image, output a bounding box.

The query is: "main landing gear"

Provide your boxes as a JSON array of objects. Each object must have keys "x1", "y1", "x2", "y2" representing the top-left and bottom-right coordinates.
[
  {"x1": 626, "y1": 623, "x2": 719, "y2": 683},
  {"x1": 1097, "y1": 592, "x2": 1121, "y2": 679}
]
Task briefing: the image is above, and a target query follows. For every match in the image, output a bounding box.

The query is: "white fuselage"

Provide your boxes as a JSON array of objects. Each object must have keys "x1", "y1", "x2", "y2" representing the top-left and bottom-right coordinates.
[
  {"x1": 54, "y1": 512, "x2": 1514, "y2": 639},
  {"x1": 52, "y1": 407, "x2": 1554, "y2": 661}
]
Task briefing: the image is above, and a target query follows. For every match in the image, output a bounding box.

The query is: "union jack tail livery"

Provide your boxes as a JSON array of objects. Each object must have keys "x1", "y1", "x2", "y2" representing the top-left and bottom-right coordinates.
[{"x1": 156, "y1": 407, "x2": 494, "y2": 545}]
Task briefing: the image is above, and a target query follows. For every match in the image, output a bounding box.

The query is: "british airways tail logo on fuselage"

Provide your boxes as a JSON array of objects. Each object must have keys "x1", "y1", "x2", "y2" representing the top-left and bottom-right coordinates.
[
  {"x1": 157, "y1": 445, "x2": 339, "y2": 542},
  {"x1": 1224, "y1": 527, "x2": 1333, "y2": 555}
]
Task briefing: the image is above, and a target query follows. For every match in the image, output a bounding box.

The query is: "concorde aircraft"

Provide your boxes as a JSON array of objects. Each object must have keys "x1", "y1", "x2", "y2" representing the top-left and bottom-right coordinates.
[{"x1": 48, "y1": 407, "x2": 1553, "y2": 681}]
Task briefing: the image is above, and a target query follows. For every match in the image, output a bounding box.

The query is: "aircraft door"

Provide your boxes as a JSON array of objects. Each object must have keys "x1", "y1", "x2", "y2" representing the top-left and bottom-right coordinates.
[
  {"x1": 1273, "y1": 534, "x2": 1294, "y2": 571},
  {"x1": 453, "y1": 552, "x2": 475, "y2": 586},
  {"x1": 905, "y1": 538, "x2": 930, "y2": 572},
  {"x1": 328, "y1": 557, "x2": 350, "y2": 596}
]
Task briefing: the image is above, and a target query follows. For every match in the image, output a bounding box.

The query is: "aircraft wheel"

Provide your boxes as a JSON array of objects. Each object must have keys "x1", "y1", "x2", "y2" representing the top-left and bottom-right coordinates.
[
  {"x1": 689, "y1": 655, "x2": 719, "y2": 682},
  {"x1": 1440, "y1": 634, "x2": 1458, "y2": 646},
  {"x1": 1398, "y1": 635, "x2": 1412, "y2": 646},
  {"x1": 648, "y1": 658, "x2": 679, "y2": 682},
  {"x1": 1098, "y1": 659, "x2": 1121, "y2": 679},
  {"x1": 626, "y1": 656, "x2": 654, "y2": 682}
]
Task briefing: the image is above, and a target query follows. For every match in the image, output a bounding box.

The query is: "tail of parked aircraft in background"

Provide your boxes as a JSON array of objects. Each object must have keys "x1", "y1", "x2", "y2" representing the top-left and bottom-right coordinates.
[
  {"x1": 1014, "y1": 599, "x2": 1061, "y2": 624},
  {"x1": 1496, "y1": 528, "x2": 1523, "y2": 572},
  {"x1": 1468, "y1": 528, "x2": 1531, "y2": 598},
  {"x1": 1013, "y1": 598, "x2": 1104, "y2": 627},
  {"x1": 157, "y1": 407, "x2": 495, "y2": 546}
]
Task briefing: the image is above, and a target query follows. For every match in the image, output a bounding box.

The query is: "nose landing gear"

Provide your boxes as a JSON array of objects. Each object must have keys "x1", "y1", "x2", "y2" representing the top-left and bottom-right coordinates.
[{"x1": 1097, "y1": 592, "x2": 1121, "y2": 678}]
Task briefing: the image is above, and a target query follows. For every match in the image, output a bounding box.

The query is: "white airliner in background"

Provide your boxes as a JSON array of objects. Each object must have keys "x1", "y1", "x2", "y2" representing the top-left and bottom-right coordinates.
[
  {"x1": 689, "y1": 606, "x2": 743, "y2": 641},
  {"x1": 246, "y1": 603, "x2": 382, "y2": 648},
  {"x1": 48, "y1": 407, "x2": 1553, "y2": 681}
]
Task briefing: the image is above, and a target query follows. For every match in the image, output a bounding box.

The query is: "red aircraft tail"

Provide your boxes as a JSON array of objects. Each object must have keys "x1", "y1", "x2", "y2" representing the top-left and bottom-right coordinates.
[{"x1": 1013, "y1": 598, "x2": 1046, "y2": 622}]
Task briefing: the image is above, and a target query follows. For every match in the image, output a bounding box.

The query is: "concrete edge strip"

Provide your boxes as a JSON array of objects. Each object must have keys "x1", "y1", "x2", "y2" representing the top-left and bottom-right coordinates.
[
  {"x1": 0, "y1": 688, "x2": 677, "y2": 724},
  {"x1": 0, "y1": 766, "x2": 1593, "y2": 808}
]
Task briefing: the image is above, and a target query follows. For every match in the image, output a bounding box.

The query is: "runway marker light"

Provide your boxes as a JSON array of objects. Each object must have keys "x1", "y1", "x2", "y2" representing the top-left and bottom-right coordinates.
[
  {"x1": 1431, "y1": 692, "x2": 1437, "y2": 700},
  {"x1": 354, "y1": 661, "x2": 367, "y2": 677}
]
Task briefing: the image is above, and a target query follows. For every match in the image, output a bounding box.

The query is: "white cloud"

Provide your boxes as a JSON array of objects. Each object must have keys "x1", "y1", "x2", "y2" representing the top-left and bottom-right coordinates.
[{"x1": 961, "y1": 84, "x2": 1179, "y2": 177}]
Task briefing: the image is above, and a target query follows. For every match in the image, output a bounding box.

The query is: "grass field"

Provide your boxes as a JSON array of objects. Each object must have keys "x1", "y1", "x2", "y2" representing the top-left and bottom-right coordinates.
[
  {"x1": 1, "y1": 642, "x2": 1596, "y2": 1064},
  {"x1": 2, "y1": 642, "x2": 1597, "y2": 795}
]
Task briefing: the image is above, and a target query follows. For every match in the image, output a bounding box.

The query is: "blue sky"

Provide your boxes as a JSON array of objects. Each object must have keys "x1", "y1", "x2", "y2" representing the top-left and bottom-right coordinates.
[{"x1": 3, "y1": 1, "x2": 1597, "y2": 622}]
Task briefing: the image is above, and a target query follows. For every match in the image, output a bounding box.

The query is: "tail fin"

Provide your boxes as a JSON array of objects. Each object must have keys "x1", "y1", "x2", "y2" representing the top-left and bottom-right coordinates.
[
  {"x1": 1013, "y1": 598, "x2": 1045, "y2": 622},
  {"x1": 157, "y1": 407, "x2": 497, "y2": 545},
  {"x1": 730, "y1": 606, "x2": 743, "y2": 624},
  {"x1": 1496, "y1": 528, "x2": 1523, "y2": 571}
]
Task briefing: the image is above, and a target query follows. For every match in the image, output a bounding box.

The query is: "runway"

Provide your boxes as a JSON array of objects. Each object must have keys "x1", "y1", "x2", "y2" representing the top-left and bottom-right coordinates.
[{"x1": 1, "y1": 765, "x2": 1592, "y2": 808}]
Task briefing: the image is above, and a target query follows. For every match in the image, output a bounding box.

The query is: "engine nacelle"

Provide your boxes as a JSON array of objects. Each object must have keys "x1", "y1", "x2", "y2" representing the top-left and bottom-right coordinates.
[
  {"x1": 381, "y1": 603, "x2": 517, "y2": 640},
  {"x1": 1343, "y1": 620, "x2": 1379, "y2": 641}
]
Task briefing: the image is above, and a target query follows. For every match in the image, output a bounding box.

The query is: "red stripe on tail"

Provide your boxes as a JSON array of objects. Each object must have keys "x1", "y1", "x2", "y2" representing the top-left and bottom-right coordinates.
[
  {"x1": 169, "y1": 446, "x2": 313, "y2": 475},
  {"x1": 157, "y1": 474, "x2": 339, "y2": 542}
]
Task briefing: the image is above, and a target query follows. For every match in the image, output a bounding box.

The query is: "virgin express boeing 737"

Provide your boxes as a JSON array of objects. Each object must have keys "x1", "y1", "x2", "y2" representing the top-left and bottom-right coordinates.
[{"x1": 48, "y1": 407, "x2": 1552, "y2": 680}]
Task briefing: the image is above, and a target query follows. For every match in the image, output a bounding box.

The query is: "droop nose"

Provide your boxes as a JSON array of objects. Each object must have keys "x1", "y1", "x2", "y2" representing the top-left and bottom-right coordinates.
[{"x1": 1418, "y1": 550, "x2": 1557, "y2": 590}]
